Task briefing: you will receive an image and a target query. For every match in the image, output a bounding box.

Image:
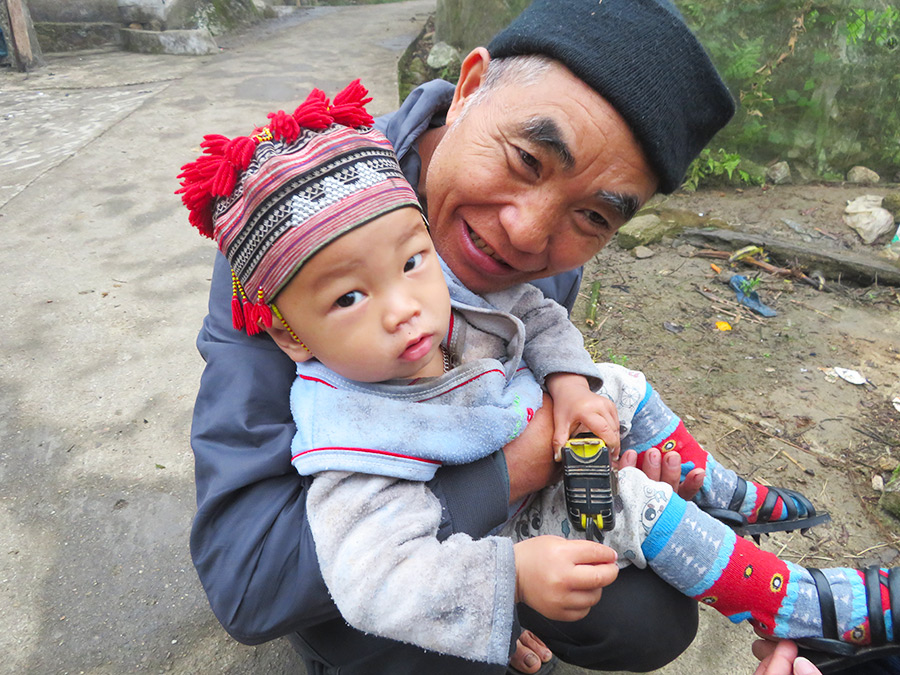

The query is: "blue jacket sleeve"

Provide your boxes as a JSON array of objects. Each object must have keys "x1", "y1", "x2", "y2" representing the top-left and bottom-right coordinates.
[{"x1": 189, "y1": 252, "x2": 512, "y2": 644}]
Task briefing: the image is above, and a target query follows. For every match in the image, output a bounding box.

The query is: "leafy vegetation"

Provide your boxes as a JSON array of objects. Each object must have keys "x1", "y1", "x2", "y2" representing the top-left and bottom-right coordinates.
[{"x1": 678, "y1": 0, "x2": 899, "y2": 181}]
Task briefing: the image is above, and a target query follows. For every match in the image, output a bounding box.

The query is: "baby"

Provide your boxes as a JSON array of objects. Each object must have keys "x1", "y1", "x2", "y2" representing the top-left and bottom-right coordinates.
[{"x1": 179, "y1": 82, "x2": 898, "y2": 669}]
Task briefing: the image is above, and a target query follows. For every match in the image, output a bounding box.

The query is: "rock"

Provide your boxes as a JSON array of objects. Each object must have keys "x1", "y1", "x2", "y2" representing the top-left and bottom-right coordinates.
[
  {"x1": 766, "y1": 161, "x2": 792, "y2": 185},
  {"x1": 843, "y1": 195, "x2": 895, "y2": 244},
  {"x1": 793, "y1": 162, "x2": 820, "y2": 184},
  {"x1": 877, "y1": 455, "x2": 899, "y2": 473},
  {"x1": 129, "y1": 22, "x2": 143, "y2": 30},
  {"x1": 616, "y1": 214, "x2": 679, "y2": 249},
  {"x1": 847, "y1": 166, "x2": 881, "y2": 184},
  {"x1": 738, "y1": 158, "x2": 767, "y2": 186},
  {"x1": 632, "y1": 245, "x2": 655, "y2": 259},
  {"x1": 881, "y1": 192, "x2": 900, "y2": 220},
  {"x1": 880, "y1": 479, "x2": 900, "y2": 520},
  {"x1": 873, "y1": 474, "x2": 885, "y2": 492},
  {"x1": 426, "y1": 41, "x2": 459, "y2": 70},
  {"x1": 148, "y1": 19, "x2": 163, "y2": 32},
  {"x1": 120, "y1": 27, "x2": 218, "y2": 55}
]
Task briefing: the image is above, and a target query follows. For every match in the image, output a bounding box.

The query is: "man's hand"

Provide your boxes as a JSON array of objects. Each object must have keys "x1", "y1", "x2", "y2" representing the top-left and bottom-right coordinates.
[
  {"x1": 617, "y1": 448, "x2": 705, "y2": 501},
  {"x1": 545, "y1": 373, "x2": 620, "y2": 460},
  {"x1": 513, "y1": 535, "x2": 618, "y2": 621},
  {"x1": 752, "y1": 640, "x2": 821, "y2": 675},
  {"x1": 503, "y1": 393, "x2": 561, "y2": 503}
]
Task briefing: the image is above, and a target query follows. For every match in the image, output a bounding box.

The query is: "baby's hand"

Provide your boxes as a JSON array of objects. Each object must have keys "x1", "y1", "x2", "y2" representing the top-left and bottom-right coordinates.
[
  {"x1": 545, "y1": 373, "x2": 620, "y2": 461},
  {"x1": 513, "y1": 535, "x2": 618, "y2": 621}
]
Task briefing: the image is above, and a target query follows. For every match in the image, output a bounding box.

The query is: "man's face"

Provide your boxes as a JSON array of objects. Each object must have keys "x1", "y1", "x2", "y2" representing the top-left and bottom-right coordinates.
[
  {"x1": 425, "y1": 56, "x2": 658, "y2": 295},
  {"x1": 273, "y1": 208, "x2": 451, "y2": 382}
]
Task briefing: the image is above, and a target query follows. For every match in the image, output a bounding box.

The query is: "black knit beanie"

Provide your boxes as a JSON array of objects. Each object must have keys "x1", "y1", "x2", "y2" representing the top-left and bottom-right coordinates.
[{"x1": 488, "y1": 0, "x2": 735, "y2": 194}]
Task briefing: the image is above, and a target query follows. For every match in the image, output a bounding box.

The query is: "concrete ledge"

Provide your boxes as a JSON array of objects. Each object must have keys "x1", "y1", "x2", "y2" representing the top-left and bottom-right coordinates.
[
  {"x1": 120, "y1": 26, "x2": 217, "y2": 55},
  {"x1": 35, "y1": 21, "x2": 122, "y2": 51}
]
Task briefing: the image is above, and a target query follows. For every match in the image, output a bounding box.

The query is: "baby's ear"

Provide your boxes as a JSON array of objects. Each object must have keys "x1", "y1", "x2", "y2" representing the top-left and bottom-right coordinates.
[{"x1": 262, "y1": 320, "x2": 315, "y2": 363}]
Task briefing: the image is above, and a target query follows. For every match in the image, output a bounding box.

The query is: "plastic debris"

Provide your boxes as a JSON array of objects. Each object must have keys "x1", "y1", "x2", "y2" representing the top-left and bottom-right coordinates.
[
  {"x1": 843, "y1": 195, "x2": 894, "y2": 244},
  {"x1": 892, "y1": 397, "x2": 900, "y2": 413},
  {"x1": 833, "y1": 367, "x2": 867, "y2": 385},
  {"x1": 715, "y1": 321, "x2": 732, "y2": 331},
  {"x1": 729, "y1": 275, "x2": 777, "y2": 317},
  {"x1": 663, "y1": 321, "x2": 684, "y2": 333}
]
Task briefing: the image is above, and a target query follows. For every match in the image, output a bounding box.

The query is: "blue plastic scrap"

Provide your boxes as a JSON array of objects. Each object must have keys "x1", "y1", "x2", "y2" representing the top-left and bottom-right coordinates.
[{"x1": 729, "y1": 275, "x2": 777, "y2": 317}]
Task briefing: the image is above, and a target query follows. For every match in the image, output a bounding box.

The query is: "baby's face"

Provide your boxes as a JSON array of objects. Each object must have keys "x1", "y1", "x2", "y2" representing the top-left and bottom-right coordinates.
[{"x1": 274, "y1": 207, "x2": 452, "y2": 382}]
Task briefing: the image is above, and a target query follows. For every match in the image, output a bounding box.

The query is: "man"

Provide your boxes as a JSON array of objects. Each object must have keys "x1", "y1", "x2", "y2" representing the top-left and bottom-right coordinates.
[{"x1": 188, "y1": 1, "x2": 750, "y2": 673}]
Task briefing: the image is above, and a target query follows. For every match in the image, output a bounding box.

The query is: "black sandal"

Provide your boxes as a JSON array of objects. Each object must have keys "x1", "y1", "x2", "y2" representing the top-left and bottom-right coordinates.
[
  {"x1": 703, "y1": 480, "x2": 831, "y2": 539},
  {"x1": 795, "y1": 566, "x2": 900, "y2": 674}
]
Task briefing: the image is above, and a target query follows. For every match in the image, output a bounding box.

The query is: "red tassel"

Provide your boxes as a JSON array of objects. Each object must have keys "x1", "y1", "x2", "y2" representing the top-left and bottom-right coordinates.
[
  {"x1": 244, "y1": 301, "x2": 260, "y2": 335},
  {"x1": 211, "y1": 159, "x2": 238, "y2": 197},
  {"x1": 267, "y1": 110, "x2": 300, "y2": 144},
  {"x1": 330, "y1": 79, "x2": 374, "y2": 128},
  {"x1": 226, "y1": 136, "x2": 257, "y2": 172},
  {"x1": 293, "y1": 88, "x2": 333, "y2": 129},
  {"x1": 256, "y1": 302, "x2": 273, "y2": 329},
  {"x1": 231, "y1": 294, "x2": 245, "y2": 330}
]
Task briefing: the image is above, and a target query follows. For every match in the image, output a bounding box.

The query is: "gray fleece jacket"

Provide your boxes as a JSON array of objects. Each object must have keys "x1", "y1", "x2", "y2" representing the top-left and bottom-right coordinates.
[{"x1": 294, "y1": 260, "x2": 599, "y2": 665}]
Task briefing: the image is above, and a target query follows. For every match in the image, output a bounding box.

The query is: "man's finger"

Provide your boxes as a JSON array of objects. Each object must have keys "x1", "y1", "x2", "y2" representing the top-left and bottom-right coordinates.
[
  {"x1": 658, "y1": 449, "x2": 683, "y2": 490},
  {"x1": 677, "y1": 467, "x2": 705, "y2": 500}
]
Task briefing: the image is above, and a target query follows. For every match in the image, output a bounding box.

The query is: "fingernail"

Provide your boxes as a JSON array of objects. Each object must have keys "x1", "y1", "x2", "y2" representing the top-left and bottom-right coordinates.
[
  {"x1": 542, "y1": 650, "x2": 552, "y2": 662},
  {"x1": 794, "y1": 657, "x2": 817, "y2": 675},
  {"x1": 524, "y1": 653, "x2": 538, "y2": 668},
  {"x1": 649, "y1": 453, "x2": 660, "y2": 466}
]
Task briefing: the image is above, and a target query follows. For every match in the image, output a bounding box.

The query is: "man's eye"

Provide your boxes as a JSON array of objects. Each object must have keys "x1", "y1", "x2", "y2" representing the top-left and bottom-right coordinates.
[
  {"x1": 404, "y1": 253, "x2": 423, "y2": 273},
  {"x1": 583, "y1": 210, "x2": 609, "y2": 230},
  {"x1": 335, "y1": 290, "x2": 364, "y2": 308},
  {"x1": 519, "y1": 149, "x2": 539, "y2": 170}
]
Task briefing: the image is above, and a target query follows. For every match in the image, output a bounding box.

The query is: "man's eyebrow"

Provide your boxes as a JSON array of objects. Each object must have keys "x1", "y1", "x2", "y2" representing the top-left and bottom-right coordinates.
[
  {"x1": 519, "y1": 117, "x2": 575, "y2": 171},
  {"x1": 596, "y1": 189, "x2": 641, "y2": 223}
]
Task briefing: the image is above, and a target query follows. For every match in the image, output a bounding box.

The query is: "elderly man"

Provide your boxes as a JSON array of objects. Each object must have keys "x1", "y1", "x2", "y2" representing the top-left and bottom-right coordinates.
[{"x1": 188, "y1": 1, "x2": 823, "y2": 673}]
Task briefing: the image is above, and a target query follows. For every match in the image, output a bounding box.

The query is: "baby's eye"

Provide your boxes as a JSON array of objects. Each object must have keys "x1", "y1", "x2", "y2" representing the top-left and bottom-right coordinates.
[
  {"x1": 404, "y1": 253, "x2": 423, "y2": 273},
  {"x1": 335, "y1": 290, "x2": 364, "y2": 308}
]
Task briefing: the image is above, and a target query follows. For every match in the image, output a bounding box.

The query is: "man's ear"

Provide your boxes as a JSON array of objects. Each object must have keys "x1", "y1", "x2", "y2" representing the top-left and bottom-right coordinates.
[
  {"x1": 446, "y1": 47, "x2": 490, "y2": 125},
  {"x1": 262, "y1": 320, "x2": 315, "y2": 363}
]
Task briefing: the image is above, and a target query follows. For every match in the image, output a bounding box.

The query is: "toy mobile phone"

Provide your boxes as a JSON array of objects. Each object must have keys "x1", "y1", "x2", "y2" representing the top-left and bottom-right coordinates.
[{"x1": 563, "y1": 433, "x2": 617, "y2": 542}]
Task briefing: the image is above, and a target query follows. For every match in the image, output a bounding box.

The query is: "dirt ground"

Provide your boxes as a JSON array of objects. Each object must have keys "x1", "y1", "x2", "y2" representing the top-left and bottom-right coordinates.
[{"x1": 575, "y1": 183, "x2": 900, "y2": 571}]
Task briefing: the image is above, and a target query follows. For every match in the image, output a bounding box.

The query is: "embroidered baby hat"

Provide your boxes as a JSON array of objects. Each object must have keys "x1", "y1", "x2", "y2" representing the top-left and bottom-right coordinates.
[
  {"x1": 488, "y1": 0, "x2": 735, "y2": 194},
  {"x1": 177, "y1": 81, "x2": 421, "y2": 334}
]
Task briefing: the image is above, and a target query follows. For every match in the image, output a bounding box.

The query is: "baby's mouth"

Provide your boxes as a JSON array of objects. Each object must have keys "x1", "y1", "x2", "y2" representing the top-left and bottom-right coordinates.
[{"x1": 467, "y1": 226, "x2": 506, "y2": 265}]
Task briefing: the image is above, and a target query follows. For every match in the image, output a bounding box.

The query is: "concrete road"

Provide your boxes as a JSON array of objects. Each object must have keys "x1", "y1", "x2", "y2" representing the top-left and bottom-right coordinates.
[{"x1": 0, "y1": 1, "x2": 760, "y2": 673}]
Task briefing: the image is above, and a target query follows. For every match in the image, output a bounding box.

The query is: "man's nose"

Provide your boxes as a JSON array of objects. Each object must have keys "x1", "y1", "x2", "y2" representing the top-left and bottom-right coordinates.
[{"x1": 502, "y1": 195, "x2": 555, "y2": 255}]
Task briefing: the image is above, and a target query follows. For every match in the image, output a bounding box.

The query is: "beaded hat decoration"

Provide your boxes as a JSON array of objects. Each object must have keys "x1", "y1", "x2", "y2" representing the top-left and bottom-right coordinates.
[{"x1": 177, "y1": 80, "x2": 422, "y2": 335}]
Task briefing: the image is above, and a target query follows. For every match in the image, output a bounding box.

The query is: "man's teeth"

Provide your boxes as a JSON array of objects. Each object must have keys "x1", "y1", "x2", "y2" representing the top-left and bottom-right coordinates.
[{"x1": 469, "y1": 229, "x2": 502, "y2": 261}]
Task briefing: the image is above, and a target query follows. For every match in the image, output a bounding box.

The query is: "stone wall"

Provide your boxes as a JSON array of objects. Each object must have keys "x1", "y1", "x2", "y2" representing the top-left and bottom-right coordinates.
[{"x1": 434, "y1": 0, "x2": 528, "y2": 54}]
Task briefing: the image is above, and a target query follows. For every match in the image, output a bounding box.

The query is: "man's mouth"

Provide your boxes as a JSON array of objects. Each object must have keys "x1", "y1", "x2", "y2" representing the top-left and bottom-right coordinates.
[{"x1": 467, "y1": 226, "x2": 507, "y2": 265}]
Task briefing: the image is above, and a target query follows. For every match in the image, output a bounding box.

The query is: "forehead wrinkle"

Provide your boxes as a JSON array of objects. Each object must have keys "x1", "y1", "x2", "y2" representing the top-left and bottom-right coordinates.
[
  {"x1": 519, "y1": 116, "x2": 575, "y2": 171},
  {"x1": 596, "y1": 189, "x2": 641, "y2": 223}
]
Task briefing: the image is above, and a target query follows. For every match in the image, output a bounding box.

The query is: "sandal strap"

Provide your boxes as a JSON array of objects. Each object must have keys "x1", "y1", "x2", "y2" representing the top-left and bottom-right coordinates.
[
  {"x1": 866, "y1": 566, "x2": 887, "y2": 645},
  {"x1": 757, "y1": 487, "x2": 798, "y2": 523},
  {"x1": 781, "y1": 487, "x2": 817, "y2": 518},
  {"x1": 728, "y1": 478, "x2": 747, "y2": 512},
  {"x1": 808, "y1": 567, "x2": 839, "y2": 640},
  {"x1": 890, "y1": 568, "x2": 900, "y2": 641}
]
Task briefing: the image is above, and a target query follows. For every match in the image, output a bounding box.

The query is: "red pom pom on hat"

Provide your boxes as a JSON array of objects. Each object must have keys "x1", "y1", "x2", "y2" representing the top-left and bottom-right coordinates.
[
  {"x1": 330, "y1": 79, "x2": 374, "y2": 128},
  {"x1": 293, "y1": 88, "x2": 333, "y2": 130}
]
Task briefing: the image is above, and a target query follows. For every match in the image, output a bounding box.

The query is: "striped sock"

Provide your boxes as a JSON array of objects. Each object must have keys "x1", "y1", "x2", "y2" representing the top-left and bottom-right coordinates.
[
  {"x1": 625, "y1": 385, "x2": 808, "y2": 523},
  {"x1": 640, "y1": 489, "x2": 890, "y2": 644}
]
